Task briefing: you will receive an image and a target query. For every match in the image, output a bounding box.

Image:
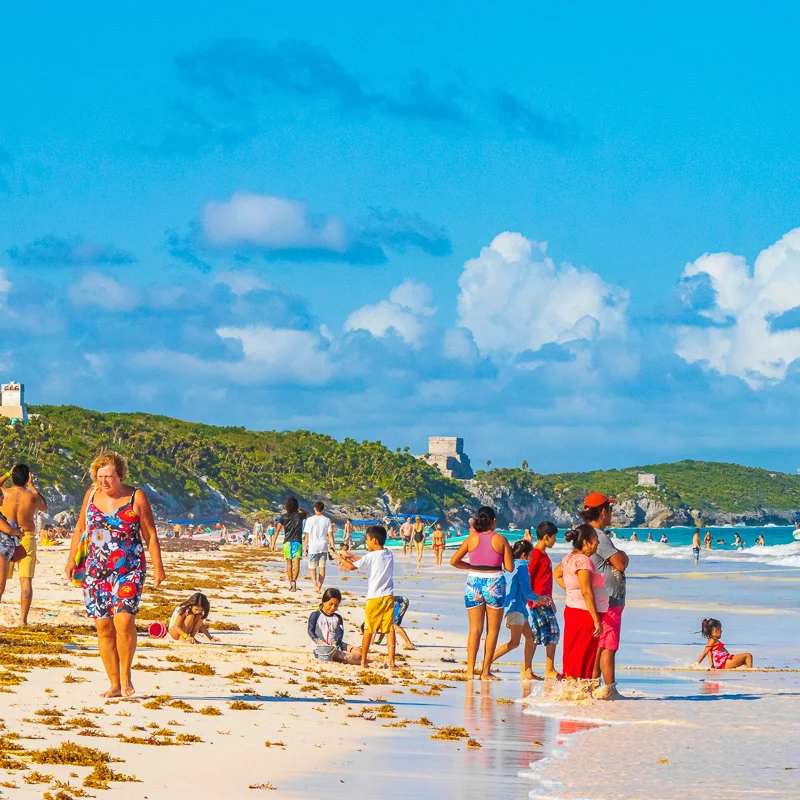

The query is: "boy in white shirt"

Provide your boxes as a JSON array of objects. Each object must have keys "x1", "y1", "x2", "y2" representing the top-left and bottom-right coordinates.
[
  {"x1": 330, "y1": 525, "x2": 396, "y2": 669},
  {"x1": 303, "y1": 501, "x2": 335, "y2": 593}
]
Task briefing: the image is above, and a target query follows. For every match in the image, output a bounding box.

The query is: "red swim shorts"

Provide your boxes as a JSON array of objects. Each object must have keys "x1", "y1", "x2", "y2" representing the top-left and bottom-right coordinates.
[{"x1": 599, "y1": 605, "x2": 624, "y2": 651}]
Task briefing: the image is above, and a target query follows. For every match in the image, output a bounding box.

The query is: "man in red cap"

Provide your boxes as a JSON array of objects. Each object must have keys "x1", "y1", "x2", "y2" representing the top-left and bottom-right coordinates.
[{"x1": 582, "y1": 492, "x2": 628, "y2": 700}]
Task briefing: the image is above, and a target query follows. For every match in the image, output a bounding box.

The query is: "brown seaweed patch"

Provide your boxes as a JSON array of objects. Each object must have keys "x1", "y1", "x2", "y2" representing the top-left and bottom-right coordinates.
[
  {"x1": 83, "y1": 763, "x2": 139, "y2": 789},
  {"x1": 228, "y1": 700, "x2": 261, "y2": 710},
  {"x1": 430, "y1": 726, "x2": 470, "y2": 741},
  {"x1": 30, "y1": 742, "x2": 117, "y2": 766},
  {"x1": 199, "y1": 706, "x2": 222, "y2": 716},
  {"x1": 23, "y1": 770, "x2": 53, "y2": 784}
]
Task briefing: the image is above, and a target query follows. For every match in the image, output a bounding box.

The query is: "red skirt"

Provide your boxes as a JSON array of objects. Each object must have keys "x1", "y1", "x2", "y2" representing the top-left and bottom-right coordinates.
[{"x1": 562, "y1": 606, "x2": 604, "y2": 679}]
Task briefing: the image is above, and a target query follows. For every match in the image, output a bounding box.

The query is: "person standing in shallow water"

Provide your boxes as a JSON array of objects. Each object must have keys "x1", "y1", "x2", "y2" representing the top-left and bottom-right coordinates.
[
  {"x1": 65, "y1": 451, "x2": 165, "y2": 698},
  {"x1": 582, "y1": 492, "x2": 627, "y2": 700},
  {"x1": 450, "y1": 506, "x2": 513, "y2": 681}
]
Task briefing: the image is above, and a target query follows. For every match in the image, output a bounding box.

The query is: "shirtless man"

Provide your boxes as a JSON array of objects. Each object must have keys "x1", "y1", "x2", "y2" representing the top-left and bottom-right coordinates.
[{"x1": 0, "y1": 464, "x2": 47, "y2": 625}]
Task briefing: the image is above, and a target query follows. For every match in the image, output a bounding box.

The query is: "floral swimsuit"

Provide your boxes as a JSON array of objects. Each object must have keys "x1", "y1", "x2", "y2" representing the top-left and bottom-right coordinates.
[
  {"x1": 710, "y1": 641, "x2": 733, "y2": 669},
  {"x1": 83, "y1": 489, "x2": 146, "y2": 619}
]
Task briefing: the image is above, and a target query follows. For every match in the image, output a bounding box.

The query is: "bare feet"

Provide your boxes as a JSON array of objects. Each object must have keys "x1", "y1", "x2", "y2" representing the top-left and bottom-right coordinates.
[
  {"x1": 401, "y1": 643, "x2": 417, "y2": 651},
  {"x1": 100, "y1": 686, "x2": 122, "y2": 698},
  {"x1": 480, "y1": 672, "x2": 500, "y2": 681},
  {"x1": 544, "y1": 671, "x2": 559, "y2": 680},
  {"x1": 122, "y1": 683, "x2": 136, "y2": 698}
]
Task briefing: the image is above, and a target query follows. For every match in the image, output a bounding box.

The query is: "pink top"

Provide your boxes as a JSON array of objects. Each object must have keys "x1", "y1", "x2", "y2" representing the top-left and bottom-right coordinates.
[
  {"x1": 469, "y1": 531, "x2": 504, "y2": 568},
  {"x1": 561, "y1": 552, "x2": 609, "y2": 612}
]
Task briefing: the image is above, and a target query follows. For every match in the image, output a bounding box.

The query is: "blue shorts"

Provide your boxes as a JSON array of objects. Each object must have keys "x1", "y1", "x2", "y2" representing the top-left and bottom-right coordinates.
[
  {"x1": 528, "y1": 603, "x2": 561, "y2": 645},
  {"x1": 464, "y1": 573, "x2": 505, "y2": 609},
  {"x1": 283, "y1": 541, "x2": 302, "y2": 560}
]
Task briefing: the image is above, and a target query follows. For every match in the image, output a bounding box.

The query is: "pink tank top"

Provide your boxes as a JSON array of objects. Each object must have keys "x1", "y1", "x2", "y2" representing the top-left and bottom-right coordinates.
[{"x1": 469, "y1": 531, "x2": 503, "y2": 568}]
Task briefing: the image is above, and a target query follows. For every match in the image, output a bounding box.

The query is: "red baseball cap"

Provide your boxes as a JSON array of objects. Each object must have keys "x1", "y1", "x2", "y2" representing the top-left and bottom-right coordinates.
[{"x1": 584, "y1": 492, "x2": 616, "y2": 508}]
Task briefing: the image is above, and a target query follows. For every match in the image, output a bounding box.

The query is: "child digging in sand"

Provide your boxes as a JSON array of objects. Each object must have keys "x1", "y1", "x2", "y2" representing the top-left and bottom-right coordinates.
[
  {"x1": 168, "y1": 593, "x2": 220, "y2": 644},
  {"x1": 329, "y1": 525, "x2": 397, "y2": 669},
  {"x1": 697, "y1": 618, "x2": 753, "y2": 670},
  {"x1": 491, "y1": 540, "x2": 548, "y2": 679}
]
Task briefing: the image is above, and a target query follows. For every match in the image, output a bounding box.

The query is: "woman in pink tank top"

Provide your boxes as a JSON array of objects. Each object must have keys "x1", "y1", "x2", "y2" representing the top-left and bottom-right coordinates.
[{"x1": 450, "y1": 506, "x2": 513, "y2": 680}]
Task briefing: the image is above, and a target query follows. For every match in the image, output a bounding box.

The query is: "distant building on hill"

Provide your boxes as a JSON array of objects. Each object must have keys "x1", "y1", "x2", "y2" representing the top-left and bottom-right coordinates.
[
  {"x1": 637, "y1": 472, "x2": 657, "y2": 488},
  {"x1": 419, "y1": 436, "x2": 474, "y2": 479},
  {"x1": 0, "y1": 382, "x2": 28, "y2": 425}
]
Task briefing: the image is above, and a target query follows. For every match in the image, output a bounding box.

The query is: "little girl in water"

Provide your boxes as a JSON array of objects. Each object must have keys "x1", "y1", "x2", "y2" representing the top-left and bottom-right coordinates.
[
  {"x1": 697, "y1": 618, "x2": 753, "y2": 669},
  {"x1": 169, "y1": 592, "x2": 220, "y2": 644}
]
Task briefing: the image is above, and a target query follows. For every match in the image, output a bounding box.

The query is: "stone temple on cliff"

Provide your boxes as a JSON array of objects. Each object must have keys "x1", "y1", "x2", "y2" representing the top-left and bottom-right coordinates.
[
  {"x1": 420, "y1": 436, "x2": 474, "y2": 479},
  {"x1": 0, "y1": 382, "x2": 27, "y2": 424}
]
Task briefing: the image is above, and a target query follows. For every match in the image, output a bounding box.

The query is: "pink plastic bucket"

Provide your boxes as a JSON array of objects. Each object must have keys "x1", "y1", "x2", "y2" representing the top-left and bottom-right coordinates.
[{"x1": 149, "y1": 621, "x2": 167, "y2": 639}]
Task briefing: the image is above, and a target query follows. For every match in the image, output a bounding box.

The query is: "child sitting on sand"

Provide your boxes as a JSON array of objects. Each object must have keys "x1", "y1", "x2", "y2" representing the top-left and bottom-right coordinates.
[
  {"x1": 329, "y1": 525, "x2": 396, "y2": 669},
  {"x1": 696, "y1": 618, "x2": 753, "y2": 670},
  {"x1": 491, "y1": 540, "x2": 548, "y2": 679},
  {"x1": 168, "y1": 592, "x2": 220, "y2": 644},
  {"x1": 307, "y1": 587, "x2": 362, "y2": 664}
]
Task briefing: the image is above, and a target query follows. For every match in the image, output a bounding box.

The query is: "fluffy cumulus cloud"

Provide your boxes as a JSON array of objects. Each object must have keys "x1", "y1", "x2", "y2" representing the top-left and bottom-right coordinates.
[
  {"x1": 674, "y1": 228, "x2": 800, "y2": 387},
  {"x1": 344, "y1": 280, "x2": 436, "y2": 347},
  {"x1": 457, "y1": 232, "x2": 629, "y2": 357},
  {"x1": 6, "y1": 235, "x2": 135, "y2": 267}
]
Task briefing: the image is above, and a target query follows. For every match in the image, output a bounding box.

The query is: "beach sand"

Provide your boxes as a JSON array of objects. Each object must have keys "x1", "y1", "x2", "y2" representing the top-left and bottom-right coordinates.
[{"x1": 0, "y1": 546, "x2": 797, "y2": 799}]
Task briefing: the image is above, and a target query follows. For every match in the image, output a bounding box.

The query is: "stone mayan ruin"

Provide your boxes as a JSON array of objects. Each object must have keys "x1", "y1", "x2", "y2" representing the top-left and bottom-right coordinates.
[{"x1": 420, "y1": 436, "x2": 474, "y2": 479}]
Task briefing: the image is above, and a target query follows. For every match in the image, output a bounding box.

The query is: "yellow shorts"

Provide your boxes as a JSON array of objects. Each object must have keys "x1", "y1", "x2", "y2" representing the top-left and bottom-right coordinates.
[
  {"x1": 8, "y1": 532, "x2": 36, "y2": 579},
  {"x1": 364, "y1": 595, "x2": 395, "y2": 633}
]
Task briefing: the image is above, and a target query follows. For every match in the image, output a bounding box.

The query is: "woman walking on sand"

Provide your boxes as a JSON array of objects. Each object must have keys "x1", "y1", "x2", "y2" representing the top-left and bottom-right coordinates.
[
  {"x1": 65, "y1": 452, "x2": 165, "y2": 698},
  {"x1": 412, "y1": 515, "x2": 426, "y2": 568},
  {"x1": 450, "y1": 506, "x2": 513, "y2": 680}
]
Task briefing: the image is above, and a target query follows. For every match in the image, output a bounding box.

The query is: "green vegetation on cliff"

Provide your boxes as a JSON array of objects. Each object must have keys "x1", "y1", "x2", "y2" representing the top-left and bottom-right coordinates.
[
  {"x1": 475, "y1": 460, "x2": 800, "y2": 515},
  {"x1": 4, "y1": 405, "x2": 471, "y2": 515}
]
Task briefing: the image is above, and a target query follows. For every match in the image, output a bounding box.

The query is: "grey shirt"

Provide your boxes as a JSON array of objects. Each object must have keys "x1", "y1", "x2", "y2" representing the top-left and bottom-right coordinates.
[{"x1": 591, "y1": 530, "x2": 626, "y2": 608}]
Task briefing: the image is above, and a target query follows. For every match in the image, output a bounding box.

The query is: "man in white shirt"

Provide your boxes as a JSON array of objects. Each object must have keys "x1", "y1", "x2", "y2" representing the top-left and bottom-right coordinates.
[{"x1": 303, "y1": 501, "x2": 335, "y2": 593}]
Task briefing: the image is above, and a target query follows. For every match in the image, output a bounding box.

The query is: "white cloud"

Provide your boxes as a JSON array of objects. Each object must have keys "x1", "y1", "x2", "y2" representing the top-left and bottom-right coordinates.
[
  {"x1": 217, "y1": 325, "x2": 333, "y2": 383},
  {"x1": 344, "y1": 280, "x2": 436, "y2": 347},
  {"x1": 68, "y1": 273, "x2": 136, "y2": 310},
  {"x1": 135, "y1": 324, "x2": 332, "y2": 386},
  {"x1": 456, "y1": 232, "x2": 628, "y2": 357},
  {"x1": 674, "y1": 228, "x2": 800, "y2": 387},
  {"x1": 202, "y1": 193, "x2": 348, "y2": 252},
  {"x1": 0, "y1": 270, "x2": 11, "y2": 300},
  {"x1": 214, "y1": 270, "x2": 269, "y2": 295}
]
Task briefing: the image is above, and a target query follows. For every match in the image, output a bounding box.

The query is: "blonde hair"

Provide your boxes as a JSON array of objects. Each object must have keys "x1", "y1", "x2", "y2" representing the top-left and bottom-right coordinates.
[{"x1": 90, "y1": 451, "x2": 129, "y2": 483}]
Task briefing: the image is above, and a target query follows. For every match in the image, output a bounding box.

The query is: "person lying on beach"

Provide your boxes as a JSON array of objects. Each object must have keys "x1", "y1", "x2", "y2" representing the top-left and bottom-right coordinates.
[
  {"x1": 329, "y1": 525, "x2": 397, "y2": 669},
  {"x1": 169, "y1": 592, "x2": 220, "y2": 644},
  {"x1": 307, "y1": 587, "x2": 362, "y2": 664},
  {"x1": 696, "y1": 617, "x2": 753, "y2": 670},
  {"x1": 491, "y1": 539, "x2": 547, "y2": 679}
]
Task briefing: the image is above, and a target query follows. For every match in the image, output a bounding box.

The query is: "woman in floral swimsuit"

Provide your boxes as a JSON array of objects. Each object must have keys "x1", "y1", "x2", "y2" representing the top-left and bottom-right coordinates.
[{"x1": 66, "y1": 452, "x2": 165, "y2": 698}]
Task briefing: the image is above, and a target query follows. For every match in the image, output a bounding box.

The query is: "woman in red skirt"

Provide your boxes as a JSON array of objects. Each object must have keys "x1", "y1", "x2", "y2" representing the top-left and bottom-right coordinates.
[{"x1": 553, "y1": 524, "x2": 608, "y2": 679}]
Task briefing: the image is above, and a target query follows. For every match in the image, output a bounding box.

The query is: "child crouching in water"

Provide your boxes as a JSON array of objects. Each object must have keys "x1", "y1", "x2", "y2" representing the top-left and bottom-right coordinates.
[
  {"x1": 169, "y1": 592, "x2": 220, "y2": 643},
  {"x1": 491, "y1": 540, "x2": 549, "y2": 679},
  {"x1": 697, "y1": 618, "x2": 753, "y2": 669},
  {"x1": 307, "y1": 587, "x2": 362, "y2": 664}
]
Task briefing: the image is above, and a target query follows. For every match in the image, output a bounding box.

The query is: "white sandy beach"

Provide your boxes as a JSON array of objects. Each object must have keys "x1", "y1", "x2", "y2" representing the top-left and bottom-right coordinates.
[{"x1": 0, "y1": 544, "x2": 797, "y2": 799}]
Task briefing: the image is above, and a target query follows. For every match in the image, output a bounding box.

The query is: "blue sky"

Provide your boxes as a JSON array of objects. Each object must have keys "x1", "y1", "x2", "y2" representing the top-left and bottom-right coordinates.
[{"x1": 3, "y1": 2, "x2": 800, "y2": 472}]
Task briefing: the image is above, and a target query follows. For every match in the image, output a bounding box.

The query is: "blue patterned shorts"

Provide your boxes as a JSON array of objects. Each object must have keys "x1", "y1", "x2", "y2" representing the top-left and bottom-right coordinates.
[
  {"x1": 464, "y1": 573, "x2": 506, "y2": 609},
  {"x1": 528, "y1": 602, "x2": 561, "y2": 645}
]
